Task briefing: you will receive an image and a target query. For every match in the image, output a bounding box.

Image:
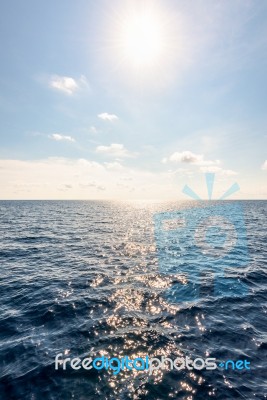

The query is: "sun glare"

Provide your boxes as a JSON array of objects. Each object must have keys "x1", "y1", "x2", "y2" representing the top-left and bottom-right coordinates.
[
  {"x1": 101, "y1": 3, "x2": 184, "y2": 87},
  {"x1": 120, "y1": 11, "x2": 164, "y2": 68}
]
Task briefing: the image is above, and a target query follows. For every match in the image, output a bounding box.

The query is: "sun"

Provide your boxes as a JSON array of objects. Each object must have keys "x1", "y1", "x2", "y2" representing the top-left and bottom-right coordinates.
[
  {"x1": 120, "y1": 10, "x2": 164, "y2": 68},
  {"x1": 100, "y1": 3, "x2": 183, "y2": 86}
]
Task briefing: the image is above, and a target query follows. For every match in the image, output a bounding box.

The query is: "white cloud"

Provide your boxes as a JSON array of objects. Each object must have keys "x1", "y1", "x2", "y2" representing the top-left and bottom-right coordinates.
[
  {"x1": 95, "y1": 143, "x2": 135, "y2": 158},
  {"x1": 163, "y1": 150, "x2": 238, "y2": 176},
  {"x1": 1, "y1": 157, "x2": 192, "y2": 200},
  {"x1": 200, "y1": 166, "x2": 238, "y2": 176},
  {"x1": 170, "y1": 150, "x2": 203, "y2": 163},
  {"x1": 0, "y1": 158, "x2": 264, "y2": 200},
  {"x1": 49, "y1": 134, "x2": 75, "y2": 143},
  {"x1": 97, "y1": 113, "x2": 118, "y2": 121},
  {"x1": 49, "y1": 75, "x2": 88, "y2": 95},
  {"x1": 104, "y1": 161, "x2": 123, "y2": 170},
  {"x1": 80, "y1": 182, "x2": 105, "y2": 191},
  {"x1": 163, "y1": 150, "x2": 220, "y2": 166},
  {"x1": 262, "y1": 160, "x2": 267, "y2": 170}
]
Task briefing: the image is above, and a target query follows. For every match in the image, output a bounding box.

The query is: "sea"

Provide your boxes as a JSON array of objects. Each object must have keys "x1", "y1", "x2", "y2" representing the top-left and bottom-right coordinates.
[{"x1": 0, "y1": 200, "x2": 266, "y2": 400}]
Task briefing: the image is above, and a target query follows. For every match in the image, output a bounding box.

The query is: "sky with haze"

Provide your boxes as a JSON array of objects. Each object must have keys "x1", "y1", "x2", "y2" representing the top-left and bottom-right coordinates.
[{"x1": 0, "y1": 0, "x2": 267, "y2": 200}]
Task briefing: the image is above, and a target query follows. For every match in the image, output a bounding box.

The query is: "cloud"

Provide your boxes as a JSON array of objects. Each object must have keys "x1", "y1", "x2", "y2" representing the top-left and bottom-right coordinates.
[
  {"x1": 199, "y1": 166, "x2": 238, "y2": 176},
  {"x1": 0, "y1": 158, "x2": 172, "y2": 200},
  {"x1": 169, "y1": 150, "x2": 203, "y2": 163},
  {"x1": 0, "y1": 158, "x2": 262, "y2": 200},
  {"x1": 163, "y1": 150, "x2": 220, "y2": 166},
  {"x1": 163, "y1": 150, "x2": 237, "y2": 176},
  {"x1": 262, "y1": 160, "x2": 267, "y2": 170},
  {"x1": 97, "y1": 113, "x2": 118, "y2": 121},
  {"x1": 95, "y1": 143, "x2": 135, "y2": 158},
  {"x1": 80, "y1": 182, "x2": 105, "y2": 191},
  {"x1": 49, "y1": 134, "x2": 75, "y2": 142},
  {"x1": 104, "y1": 161, "x2": 123, "y2": 170},
  {"x1": 49, "y1": 75, "x2": 88, "y2": 95}
]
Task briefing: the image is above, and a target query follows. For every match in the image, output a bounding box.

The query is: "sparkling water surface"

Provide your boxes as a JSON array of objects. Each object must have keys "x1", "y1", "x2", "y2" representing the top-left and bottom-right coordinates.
[{"x1": 0, "y1": 200, "x2": 266, "y2": 400}]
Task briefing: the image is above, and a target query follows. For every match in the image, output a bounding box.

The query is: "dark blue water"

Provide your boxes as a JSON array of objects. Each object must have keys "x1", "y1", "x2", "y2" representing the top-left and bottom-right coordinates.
[{"x1": 0, "y1": 200, "x2": 266, "y2": 400}]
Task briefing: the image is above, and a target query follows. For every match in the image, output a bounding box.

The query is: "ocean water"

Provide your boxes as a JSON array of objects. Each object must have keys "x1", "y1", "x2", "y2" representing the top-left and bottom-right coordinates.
[{"x1": 0, "y1": 200, "x2": 266, "y2": 400}]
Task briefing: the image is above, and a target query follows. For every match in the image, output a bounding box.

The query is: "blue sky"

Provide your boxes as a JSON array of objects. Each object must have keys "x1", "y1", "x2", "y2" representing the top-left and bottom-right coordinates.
[{"x1": 0, "y1": 0, "x2": 266, "y2": 199}]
